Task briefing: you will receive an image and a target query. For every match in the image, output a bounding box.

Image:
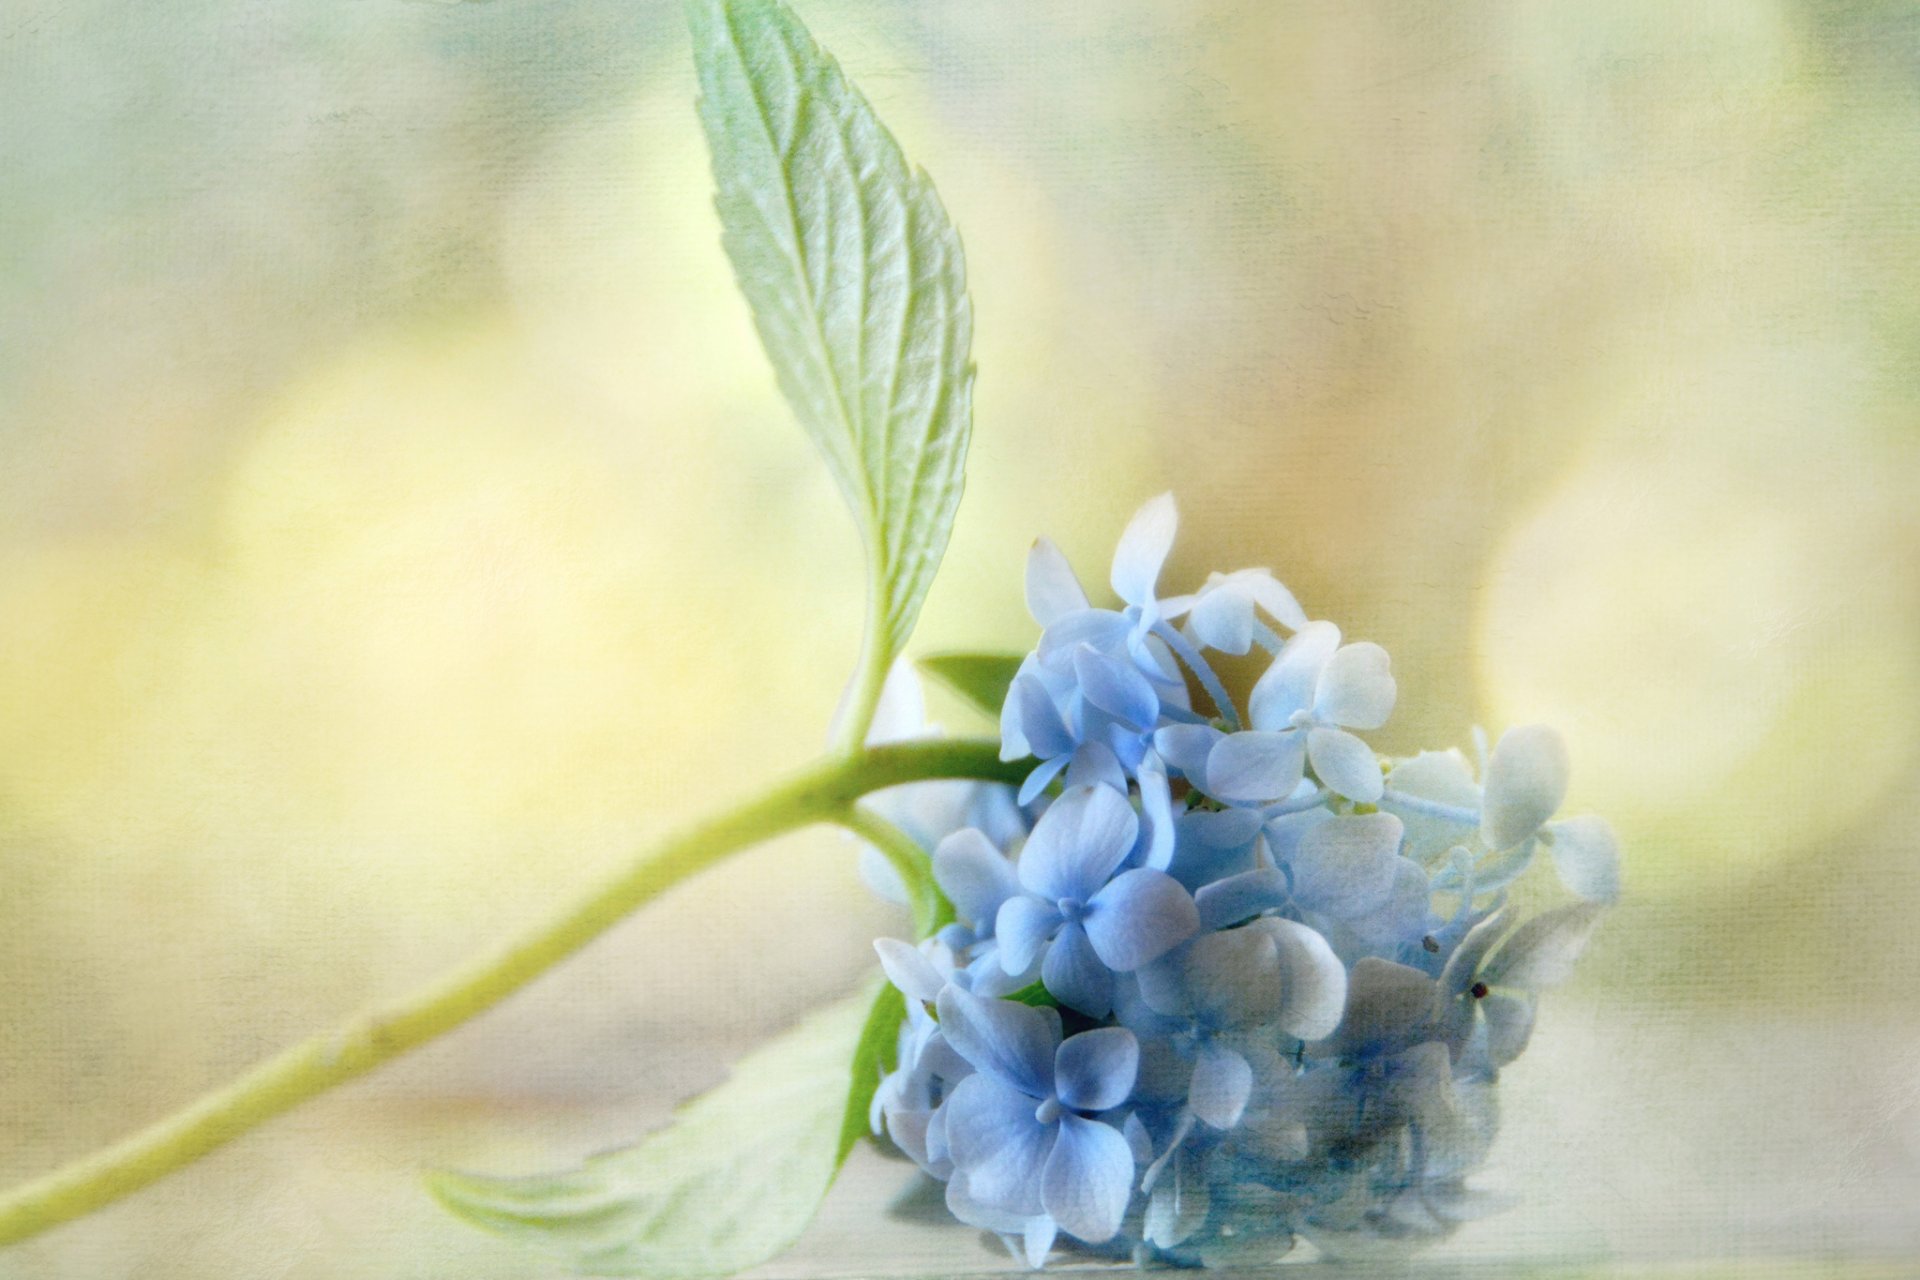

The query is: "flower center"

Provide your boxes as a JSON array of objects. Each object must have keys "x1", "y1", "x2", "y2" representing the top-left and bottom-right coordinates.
[
  {"x1": 1056, "y1": 897, "x2": 1090, "y2": 924},
  {"x1": 1288, "y1": 708, "x2": 1315, "y2": 731},
  {"x1": 1033, "y1": 1096, "x2": 1062, "y2": 1125}
]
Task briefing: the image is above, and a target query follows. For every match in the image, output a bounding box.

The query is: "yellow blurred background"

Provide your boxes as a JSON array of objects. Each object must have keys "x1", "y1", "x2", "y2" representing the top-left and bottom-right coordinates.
[{"x1": 1, "y1": 1, "x2": 1917, "y2": 1275}]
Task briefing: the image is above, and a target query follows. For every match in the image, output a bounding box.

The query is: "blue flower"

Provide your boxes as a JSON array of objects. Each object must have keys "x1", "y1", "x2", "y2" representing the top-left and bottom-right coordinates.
[
  {"x1": 1131, "y1": 919, "x2": 1347, "y2": 1132},
  {"x1": 1197, "y1": 621, "x2": 1396, "y2": 804},
  {"x1": 929, "y1": 828, "x2": 1041, "y2": 996},
  {"x1": 994, "y1": 785, "x2": 1200, "y2": 1017},
  {"x1": 1175, "y1": 567, "x2": 1308, "y2": 656},
  {"x1": 938, "y1": 987, "x2": 1141, "y2": 1247}
]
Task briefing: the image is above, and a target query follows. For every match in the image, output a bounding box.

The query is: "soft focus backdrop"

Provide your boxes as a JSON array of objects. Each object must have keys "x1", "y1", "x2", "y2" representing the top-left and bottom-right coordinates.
[{"x1": 2, "y1": 1, "x2": 1918, "y2": 1276}]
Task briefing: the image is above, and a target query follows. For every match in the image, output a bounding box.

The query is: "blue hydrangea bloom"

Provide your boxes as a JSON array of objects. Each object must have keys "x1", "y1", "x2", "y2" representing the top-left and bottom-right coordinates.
[{"x1": 868, "y1": 495, "x2": 1621, "y2": 1269}]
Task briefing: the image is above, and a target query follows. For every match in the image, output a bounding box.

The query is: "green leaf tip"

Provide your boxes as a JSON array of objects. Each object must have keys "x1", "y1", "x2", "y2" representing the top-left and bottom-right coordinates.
[
  {"x1": 689, "y1": 0, "x2": 975, "y2": 728},
  {"x1": 429, "y1": 987, "x2": 880, "y2": 1278},
  {"x1": 917, "y1": 651, "x2": 1025, "y2": 722}
]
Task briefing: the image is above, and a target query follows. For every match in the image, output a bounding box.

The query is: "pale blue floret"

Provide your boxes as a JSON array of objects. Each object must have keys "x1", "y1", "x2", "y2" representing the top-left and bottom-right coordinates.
[
  {"x1": 994, "y1": 785, "x2": 1200, "y2": 1017},
  {"x1": 938, "y1": 987, "x2": 1141, "y2": 1251}
]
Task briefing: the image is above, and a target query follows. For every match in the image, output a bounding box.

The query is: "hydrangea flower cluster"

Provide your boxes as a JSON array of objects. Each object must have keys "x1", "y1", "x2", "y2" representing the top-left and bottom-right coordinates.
[{"x1": 868, "y1": 495, "x2": 1621, "y2": 1268}]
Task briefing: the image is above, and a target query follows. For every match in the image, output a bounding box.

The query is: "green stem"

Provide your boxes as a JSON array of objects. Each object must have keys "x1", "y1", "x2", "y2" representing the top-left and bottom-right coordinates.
[
  {"x1": 828, "y1": 590, "x2": 892, "y2": 757},
  {"x1": 838, "y1": 806, "x2": 954, "y2": 939},
  {"x1": 0, "y1": 738, "x2": 1021, "y2": 1247}
]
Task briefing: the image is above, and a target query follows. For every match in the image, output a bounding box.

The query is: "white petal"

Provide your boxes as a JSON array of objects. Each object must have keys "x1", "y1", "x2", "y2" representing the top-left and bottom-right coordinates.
[
  {"x1": 1247, "y1": 620, "x2": 1339, "y2": 729},
  {"x1": 857, "y1": 842, "x2": 909, "y2": 906},
  {"x1": 1482, "y1": 992, "x2": 1536, "y2": 1065},
  {"x1": 1481, "y1": 902, "x2": 1606, "y2": 991},
  {"x1": 1026, "y1": 537, "x2": 1089, "y2": 626},
  {"x1": 1305, "y1": 727, "x2": 1383, "y2": 802},
  {"x1": 1142, "y1": 1148, "x2": 1210, "y2": 1248},
  {"x1": 1545, "y1": 815, "x2": 1622, "y2": 903},
  {"x1": 1480, "y1": 724, "x2": 1570, "y2": 851},
  {"x1": 875, "y1": 937, "x2": 946, "y2": 1005},
  {"x1": 1186, "y1": 581, "x2": 1257, "y2": 655},
  {"x1": 1189, "y1": 1045, "x2": 1253, "y2": 1130},
  {"x1": 1109, "y1": 492, "x2": 1179, "y2": 608},
  {"x1": 1312, "y1": 642, "x2": 1396, "y2": 730},
  {"x1": 1250, "y1": 917, "x2": 1348, "y2": 1041}
]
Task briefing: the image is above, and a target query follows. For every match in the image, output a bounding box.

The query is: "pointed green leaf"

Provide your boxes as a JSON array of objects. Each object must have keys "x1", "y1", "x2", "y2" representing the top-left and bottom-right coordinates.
[
  {"x1": 917, "y1": 651, "x2": 1024, "y2": 721},
  {"x1": 430, "y1": 987, "x2": 879, "y2": 1278},
  {"x1": 838, "y1": 981, "x2": 905, "y2": 1163},
  {"x1": 690, "y1": 0, "x2": 974, "y2": 676}
]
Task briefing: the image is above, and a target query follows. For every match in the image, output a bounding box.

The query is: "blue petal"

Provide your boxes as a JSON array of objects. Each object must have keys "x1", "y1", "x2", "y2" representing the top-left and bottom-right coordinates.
[
  {"x1": 1169, "y1": 808, "x2": 1265, "y2": 892},
  {"x1": 943, "y1": 1073, "x2": 1053, "y2": 1216},
  {"x1": 1017, "y1": 753, "x2": 1071, "y2": 806},
  {"x1": 1129, "y1": 949, "x2": 1194, "y2": 1020},
  {"x1": 1043, "y1": 923, "x2": 1115, "y2": 1018},
  {"x1": 1305, "y1": 726, "x2": 1383, "y2": 802},
  {"x1": 1189, "y1": 1044, "x2": 1253, "y2": 1130},
  {"x1": 995, "y1": 895, "x2": 1063, "y2": 975},
  {"x1": 937, "y1": 987, "x2": 1059, "y2": 1098},
  {"x1": 1042, "y1": 1114, "x2": 1135, "y2": 1244},
  {"x1": 1195, "y1": 868, "x2": 1291, "y2": 931},
  {"x1": 934, "y1": 828, "x2": 1021, "y2": 931},
  {"x1": 1152, "y1": 723, "x2": 1221, "y2": 780},
  {"x1": 1109, "y1": 492, "x2": 1178, "y2": 609},
  {"x1": 1247, "y1": 620, "x2": 1339, "y2": 730},
  {"x1": 1288, "y1": 811, "x2": 1404, "y2": 916},
  {"x1": 1073, "y1": 645, "x2": 1159, "y2": 730},
  {"x1": 1054, "y1": 1026, "x2": 1139, "y2": 1113},
  {"x1": 1085, "y1": 868, "x2": 1199, "y2": 971},
  {"x1": 1021, "y1": 1217, "x2": 1059, "y2": 1269},
  {"x1": 1327, "y1": 957, "x2": 1436, "y2": 1058},
  {"x1": 1063, "y1": 741, "x2": 1128, "y2": 794},
  {"x1": 1037, "y1": 608, "x2": 1132, "y2": 663},
  {"x1": 1186, "y1": 580, "x2": 1257, "y2": 655},
  {"x1": 1205, "y1": 730, "x2": 1307, "y2": 805},
  {"x1": 1025, "y1": 537, "x2": 1089, "y2": 626},
  {"x1": 1134, "y1": 752, "x2": 1176, "y2": 871},
  {"x1": 1347, "y1": 856, "x2": 1432, "y2": 949},
  {"x1": 1012, "y1": 675, "x2": 1077, "y2": 762},
  {"x1": 999, "y1": 656, "x2": 1040, "y2": 761},
  {"x1": 1016, "y1": 784, "x2": 1138, "y2": 901},
  {"x1": 1182, "y1": 926, "x2": 1283, "y2": 1028}
]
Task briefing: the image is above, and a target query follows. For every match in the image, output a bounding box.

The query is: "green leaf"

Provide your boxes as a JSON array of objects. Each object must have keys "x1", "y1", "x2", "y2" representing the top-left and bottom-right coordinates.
[
  {"x1": 429, "y1": 987, "x2": 880, "y2": 1278},
  {"x1": 689, "y1": 0, "x2": 975, "y2": 679},
  {"x1": 1002, "y1": 980, "x2": 1059, "y2": 1009},
  {"x1": 837, "y1": 981, "x2": 906, "y2": 1163},
  {"x1": 916, "y1": 651, "x2": 1025, "y2": 722}
]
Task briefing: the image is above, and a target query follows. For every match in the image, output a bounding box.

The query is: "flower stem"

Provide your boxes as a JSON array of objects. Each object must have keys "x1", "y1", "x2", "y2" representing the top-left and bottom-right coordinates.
[
  {"x1": 0, "y1": 738, "x2": 1020, "y2": 1247},
  {"x1": 838, "y1": 806, "x2": 954, "y2": 939}
]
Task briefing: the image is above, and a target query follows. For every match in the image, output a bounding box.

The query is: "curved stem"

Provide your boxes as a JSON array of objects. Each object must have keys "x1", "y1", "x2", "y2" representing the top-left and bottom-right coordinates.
[
  {"x1": 0, "y1": 738, "x2": 1019, "y2": 1247},
  {"x1": 1379, "y1": 787, "x2": 1481, "y2": 826},
  {"x1": 838, "y1": 806, "x2": 953, "y2": 939},
  {"x1": 1150, "y1": 620, "x2": 1241, "y2": 731}
]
